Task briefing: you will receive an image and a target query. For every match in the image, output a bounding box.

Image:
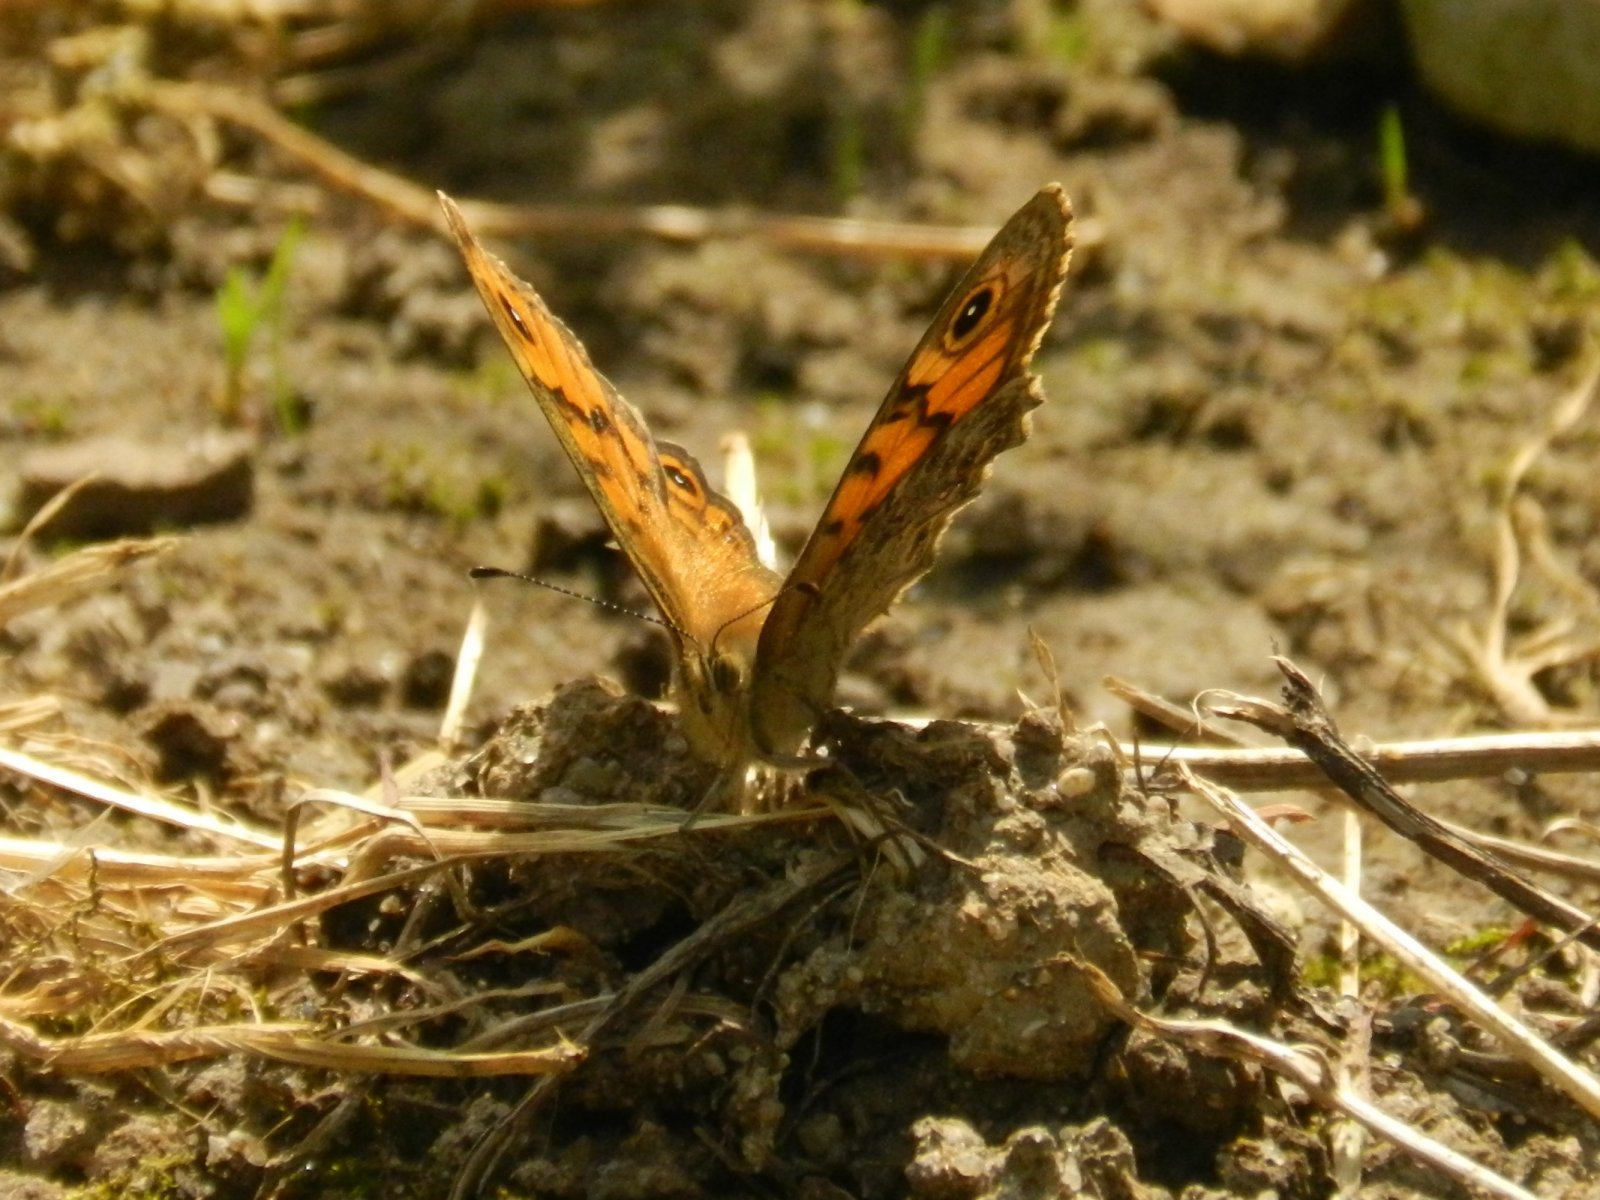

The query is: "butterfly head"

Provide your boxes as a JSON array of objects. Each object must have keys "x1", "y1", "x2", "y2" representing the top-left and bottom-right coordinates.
[{"x1": 673, "y1": 631, "x2": 760, "y2": 769}]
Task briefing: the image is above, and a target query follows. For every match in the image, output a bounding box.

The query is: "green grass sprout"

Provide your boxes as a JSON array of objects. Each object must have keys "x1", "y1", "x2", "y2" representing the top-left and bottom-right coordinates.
[
  {"x1": 902, "y1": 4, "x2": 951, "y2": 139},
  {"x1": 215, "y1": 217, "x2": 307, "y2": 433},
  {"x1": 1378, "y1": 104, "x2": 1425, "y2": 235}
]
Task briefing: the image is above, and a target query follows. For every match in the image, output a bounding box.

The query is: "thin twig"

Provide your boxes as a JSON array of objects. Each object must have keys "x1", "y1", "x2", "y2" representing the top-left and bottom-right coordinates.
[
  {"x1": 0, "y1": 537, "x2": 177, "y2": 628},
  {"x1": 1081, "y1": 956, "x2": 1539, "y2": 1200},
  {"x1": 1207, "y1": 658, "x2": 1600, "y2": 953},
  {"x1": 0, "y1": 745, "x2": 278, "y2": 850},
  {"x1": 145, "y1": 81, "x2": 1104, "y2": 262},
  {"x1": 1133, "y1": 728, "x2": 1600, "y2": 790},
  {"x1": 1179, "y1": 765, "x2": 1600, "y2": 1127}
]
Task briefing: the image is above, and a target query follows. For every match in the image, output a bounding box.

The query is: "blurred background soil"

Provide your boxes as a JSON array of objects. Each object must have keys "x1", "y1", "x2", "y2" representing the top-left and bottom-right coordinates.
[{"x1": 2, "y1": 1, "x2": 1600, "y2": 1197}]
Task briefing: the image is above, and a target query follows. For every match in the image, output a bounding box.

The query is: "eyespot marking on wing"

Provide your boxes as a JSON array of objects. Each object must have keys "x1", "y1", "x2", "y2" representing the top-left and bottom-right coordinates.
[
  {"x1": 747, "y1": 183, "x2": 1074, "y2": 760},
  {"x1": 665, "y1": 462, "x2": 698, "y2": 497},
  {"x1": 949, "y1": 285, "x2": 995, "y2": 341},
  {"x1": 768, "y1": 256, "x2": 1040, "y2": 586}
]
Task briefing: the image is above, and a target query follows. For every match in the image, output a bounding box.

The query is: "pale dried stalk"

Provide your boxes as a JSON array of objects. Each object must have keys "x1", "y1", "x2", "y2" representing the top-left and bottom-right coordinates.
[
  {"x1": 0, "y1": 746, "x2": 279, "y2": 849},
  {"x1": 3, "y1": 474, "x2": 104, "y2": 580},
  {"x1": 439, "y1": 595, "x2": 488, "y2": 754},
  {"x1": 0, "y1": 1014, "x2": 581, "y2": 1077},
  {"x1": 1456, "y1": 363, "x2": 1600, "y2": 724},
  {"x1": 1180, "y1": 765, "x2": 1600, "y2": 1125},
  {"x1": 1100, "y1": 676, "x2": 1600, "y2": 882},
  {"x1": 0, "y1": 834, "x2": 279, "y2": 902},
  {"x1": 0, "y1": 537, "x2": 177, "y2": 628},
  {"x1": 0, "y1": 697, "x2": 64, "y2": 734},
  {"x1": 720, "y1": 432, "x2": 777, "y2": 570},
  {"x1": 150, "y1": 802, "x2": 815, "y2": 961},
  {"x1": 1131, "y1": 728, "x2": 1600, "y2": 790},
  {"x1": 1082, "y1": 962, "x2": 1537, "y2": 1200},
  {"x1": 145, "y1": 81, "x2": 1105, "y2": 262}
]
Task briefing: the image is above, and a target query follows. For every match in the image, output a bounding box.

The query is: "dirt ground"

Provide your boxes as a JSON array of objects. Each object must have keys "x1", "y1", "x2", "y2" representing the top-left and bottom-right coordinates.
[{"x1": 3, "y1": 2, "x2": 1600, "y2": 1198}]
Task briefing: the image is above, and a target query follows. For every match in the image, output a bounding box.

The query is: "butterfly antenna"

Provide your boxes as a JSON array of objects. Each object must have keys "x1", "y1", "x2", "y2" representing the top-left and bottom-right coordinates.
[{"x1": 469, "y1": 565, "x2": 682, "y2": 636}]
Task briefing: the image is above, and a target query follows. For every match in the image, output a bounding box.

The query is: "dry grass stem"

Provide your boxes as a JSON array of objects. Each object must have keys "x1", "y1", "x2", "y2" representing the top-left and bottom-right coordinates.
[
  {"x1": 5, "y1": 474, "x2": 103, "y2": 576},
  {"x1": 142, "y1": 81, "x2": 1104, "y2": 262},
  {"x1": 1104, "y1": 673, "x2": 1243, "y2": 746},
  {"x1": 0, "y1": 662, "x2": 830, "y2": 1094},
  {"x1": 0, "y1": 536, "x2": 177, "y2": 628},
  {"x1": 0, "y1": 744, "x2": 279, "y2": 849},
  {"x1": 1137, "y1": 728, "x2": 1600, "y2": 789},
  {"x1": 1445, "y1": 363, "x2": 1600, "y2": 724},
  {"x1": 720, "y1": 432, "x2": 777, "y2": 570},
  {"x1": 439, "y1": 596, "x2": 488, "y2": 753},
  {"x1": 1208, "y1": 660, "x2": 1600, "y2": 952},
  {"x1": 0, "y1": 833, "x2": 280, "y2": 895},
  {"x1": 1181, "y1": 765, "x2": 1600, "y2": 1124},
  {"x1": 1106, "y1": 672, "x2": 1600, "y2": 788},
  {"x1": 1452, "y1": 823, "x2": 1600, "y2": 886},
  {"x1": 0, "y1": 1014, "x2": 582, "y2": 1077},
  {"x1": 453, "y1": 853, "x2": 856, "y2": 1197},
  {"x1": 0, "y1": 696, "x2": 65, "y2": 734},
  {"x1": 1082, "y1": 957, "x2": 1539, "y2": 1200}
]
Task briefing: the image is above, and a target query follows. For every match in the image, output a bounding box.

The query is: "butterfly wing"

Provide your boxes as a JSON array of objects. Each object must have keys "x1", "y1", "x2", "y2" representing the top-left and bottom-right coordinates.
[
  {"x1": 750, "y1": 185, "x2": 1073, "y2": 756},
  {"x1": 439, "y1": 194, "x2": 780, "y2": 664}
]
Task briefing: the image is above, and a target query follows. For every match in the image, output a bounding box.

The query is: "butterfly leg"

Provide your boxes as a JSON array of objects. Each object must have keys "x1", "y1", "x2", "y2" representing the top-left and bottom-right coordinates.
[{"x1": 678, "y1": 763, "x2": 752, "y2": 829}]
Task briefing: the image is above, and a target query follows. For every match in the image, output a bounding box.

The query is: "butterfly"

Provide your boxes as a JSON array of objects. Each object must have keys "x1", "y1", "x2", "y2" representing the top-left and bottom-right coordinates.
[{"x1": 439, "y1": 186, "x2": 1073, "y2": 787}]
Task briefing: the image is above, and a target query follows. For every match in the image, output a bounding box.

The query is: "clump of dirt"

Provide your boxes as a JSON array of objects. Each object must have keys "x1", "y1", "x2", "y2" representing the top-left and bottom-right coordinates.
[{"x1": 285, "y1": 679, "x2": 1297, "y2": 1198}]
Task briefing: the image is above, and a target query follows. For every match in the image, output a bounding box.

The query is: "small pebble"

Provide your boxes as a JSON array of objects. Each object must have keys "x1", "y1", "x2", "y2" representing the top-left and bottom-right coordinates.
[
  {"x1": 17, "y1": 432, "x2": 254, "y2": 538},
  {"x1": 1056, "y1": 766, "x2": 1098, "y2": 798}
]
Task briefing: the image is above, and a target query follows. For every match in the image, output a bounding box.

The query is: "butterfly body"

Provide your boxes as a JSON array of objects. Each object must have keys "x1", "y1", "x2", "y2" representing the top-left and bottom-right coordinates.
[{"x1": 441, "y1": 187, "x2": 1073, "y2": 790}]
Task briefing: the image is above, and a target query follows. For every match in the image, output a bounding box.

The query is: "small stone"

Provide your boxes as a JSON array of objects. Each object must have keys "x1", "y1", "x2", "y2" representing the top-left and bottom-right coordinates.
[
  {"x1": 1147, "y1": 0, "x2": 1380, "y2": 62},
  {"x1": 401, "y1": 648, "x2": 455, "y2": 709},
  {"x1": 794, "y1": 1112, "x2": 846, "y2": 1163},
  {"x1": 319, "y1": 658, "x2": 391, "y2": 708},
  {"x1": 17, "y1": 431, "x2": 254, "y2": 538},
  {"x1": 140, "y1": 702, "x2": 241, "y2": 785},
  {"x1": 1403, "y1": 0, "x2": 1600, "y2": 156},
  {"x1": 1056, "y1": 766, "x2": 1098, "y2": 798},
  {"x1": 0, "y1": 1170, "x2": 66, "y2": 1200},
  {"x1": 22, "y1": 1099, "x2": 95, "y2": 1170}
]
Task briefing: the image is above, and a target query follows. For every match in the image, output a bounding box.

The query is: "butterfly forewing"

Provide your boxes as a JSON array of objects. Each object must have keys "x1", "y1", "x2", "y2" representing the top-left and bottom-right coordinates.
[
  {"x1": 439, "y1": 195, "x2": 776, "y2": 656},
  {"x1": 750, "y1": 185, "x2": 1074, "y2": 756}
]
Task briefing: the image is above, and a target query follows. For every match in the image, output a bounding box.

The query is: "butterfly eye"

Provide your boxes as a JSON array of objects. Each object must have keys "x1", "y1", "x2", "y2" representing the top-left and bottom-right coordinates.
[
  {"x1": 950, "y1": 285, "x2": 997, "y2": 344},
  {"x1": 710, "y1": 655, "x2": 743, "y2": 694}
]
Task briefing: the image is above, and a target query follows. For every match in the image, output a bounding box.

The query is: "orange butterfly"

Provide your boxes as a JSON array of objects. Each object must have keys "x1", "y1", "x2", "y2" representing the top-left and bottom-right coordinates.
[{"x1": 440, "y1": 187, "x2": 1073, "y2": 785}]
